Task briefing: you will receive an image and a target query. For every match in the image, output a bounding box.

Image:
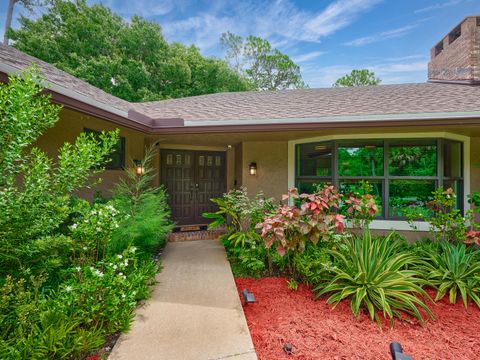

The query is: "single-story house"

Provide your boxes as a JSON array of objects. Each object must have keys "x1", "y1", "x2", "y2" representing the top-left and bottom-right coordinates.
[{"x1": 2, "y1": 16, "x2": 480, "y2": 238}]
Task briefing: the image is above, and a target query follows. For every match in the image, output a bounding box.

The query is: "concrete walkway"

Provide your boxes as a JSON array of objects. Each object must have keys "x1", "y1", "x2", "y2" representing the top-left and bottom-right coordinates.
[{"x1": 109, "y1": 240, "x2": 257, "y2": 360}]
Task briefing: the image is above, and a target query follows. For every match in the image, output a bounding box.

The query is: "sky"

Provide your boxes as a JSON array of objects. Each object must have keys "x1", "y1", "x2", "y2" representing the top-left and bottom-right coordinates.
[{"x1": 1, "y1": 0, "x2": 480, "y2": 88}]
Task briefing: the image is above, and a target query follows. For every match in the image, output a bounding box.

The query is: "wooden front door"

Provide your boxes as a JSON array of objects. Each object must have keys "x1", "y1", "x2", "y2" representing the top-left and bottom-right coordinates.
[{"x1": 161, "y1": 149, "x2": 227, "y2": 225}]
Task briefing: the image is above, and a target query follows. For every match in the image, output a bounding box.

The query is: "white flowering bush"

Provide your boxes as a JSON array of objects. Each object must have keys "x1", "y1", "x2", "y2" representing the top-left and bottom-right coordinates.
[
  {"x1": 58, "y1": 246, "x2": 157, "y2": 334},
  {"x1": 70, "y1": 202, "x2": 123, "y2": 262}
]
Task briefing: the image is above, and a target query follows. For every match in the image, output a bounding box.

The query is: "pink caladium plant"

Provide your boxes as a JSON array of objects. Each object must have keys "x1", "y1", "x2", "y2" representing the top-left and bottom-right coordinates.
[
  {"x1": 464, "y1": 230, "x2": 480, "y2": 245},
  {"x1": 257, "y1": 185, "x2": 346, "y2": 255},
  {"x1": 345, "y1": 194, "x2": 380, "y2": 227}
]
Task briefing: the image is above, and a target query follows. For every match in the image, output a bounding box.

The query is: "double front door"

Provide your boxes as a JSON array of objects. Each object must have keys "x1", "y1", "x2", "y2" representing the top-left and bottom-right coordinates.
[{"x1": 161, "y1": 149, "x2": 227, "y2": 225}]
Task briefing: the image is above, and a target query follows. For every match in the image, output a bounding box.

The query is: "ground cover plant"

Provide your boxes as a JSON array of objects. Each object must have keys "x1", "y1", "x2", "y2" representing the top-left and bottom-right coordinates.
[{"x1": 0, "y1": 68, "x2": 172, "y2": 359}]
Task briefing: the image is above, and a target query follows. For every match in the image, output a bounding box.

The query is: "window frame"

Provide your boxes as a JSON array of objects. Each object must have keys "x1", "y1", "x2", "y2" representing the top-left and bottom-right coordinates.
[{"x1": 295, "y1": 138, "x2": 464, "y2": 220}]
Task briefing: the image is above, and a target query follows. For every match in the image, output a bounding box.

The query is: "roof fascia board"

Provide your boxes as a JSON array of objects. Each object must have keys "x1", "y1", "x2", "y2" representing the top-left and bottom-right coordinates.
[
  {"x1": 183, "y1": 111, "x2": 480, "y2": 127},
  {"x1": 149, "y1": 116, "x2": 480, "y2": 134}
]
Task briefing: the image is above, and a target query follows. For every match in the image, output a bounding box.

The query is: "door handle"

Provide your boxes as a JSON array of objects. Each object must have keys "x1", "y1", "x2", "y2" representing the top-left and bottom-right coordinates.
[{"x1": 189, "y1": 184, "x2": 195, "y2": 202}]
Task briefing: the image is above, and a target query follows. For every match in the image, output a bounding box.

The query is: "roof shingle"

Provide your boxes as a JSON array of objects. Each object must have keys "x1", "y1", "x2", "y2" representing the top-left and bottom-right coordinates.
[{"x1": 2, "y1": 44, "x2": 480, "y2": 126}]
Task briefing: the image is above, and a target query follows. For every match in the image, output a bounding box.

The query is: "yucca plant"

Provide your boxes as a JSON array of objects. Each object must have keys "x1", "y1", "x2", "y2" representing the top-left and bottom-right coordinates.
[
  {"x1": 314, "y1": 230, "x2": 434, "y2": 327},
  {"x1": 420, "y1": 241, "x2": 480, "y2": 307}
]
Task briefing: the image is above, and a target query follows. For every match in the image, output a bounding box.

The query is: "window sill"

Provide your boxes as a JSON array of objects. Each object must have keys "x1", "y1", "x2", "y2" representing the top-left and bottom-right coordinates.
[{"x1": 368, "y1": 220, "x2": 430, "y2": 232}]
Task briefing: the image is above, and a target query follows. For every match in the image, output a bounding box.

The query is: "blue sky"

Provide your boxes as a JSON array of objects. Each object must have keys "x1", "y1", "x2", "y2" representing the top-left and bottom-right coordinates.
[{"x1": 1, "y1": 0, "x2": 480, "y2": 87}]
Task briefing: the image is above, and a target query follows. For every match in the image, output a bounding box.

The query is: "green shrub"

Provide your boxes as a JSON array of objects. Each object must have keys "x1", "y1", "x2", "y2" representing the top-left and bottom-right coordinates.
[
  {"x1": 205, "y1": 188, "x2": 276, "y2": 277},
  {"x1": 293, "y1": 241, "x2": 335, "y2": 285},
  {"x1": 0, "y1": 68, "x2": 118, "y2": 279},
  {"x1": 0, "y1": 276, "x2": 104, "y2": 360},
  {"x1": 0, "y1": 69, "x2": 171, "y2": 358},
  {"x1": 314, "y1": 230, "x2": 434, "y2": 327},
  {"x1": 0, "y1": 248, "x2": 158, "y2": 359},
  {"x1": 419, "y1": 241, "x2": 480, "y2": 307},
  {"x1": 109, "y1": 147, "x2": 173, "y2": 255}
]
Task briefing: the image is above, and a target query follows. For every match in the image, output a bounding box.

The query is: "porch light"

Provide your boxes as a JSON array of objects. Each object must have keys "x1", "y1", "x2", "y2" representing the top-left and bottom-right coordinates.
[
  {"x1": 249, "y1": 162, "x2": 257, "y2": 176},
  {"x1": 133, "y1": 159, "x2": 145, "y2": 176}
]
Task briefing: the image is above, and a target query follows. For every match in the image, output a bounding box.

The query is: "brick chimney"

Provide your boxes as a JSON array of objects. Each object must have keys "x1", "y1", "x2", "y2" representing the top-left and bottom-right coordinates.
[{"x1": 428, "y1": 16, "x2": 480, "y2": 84}]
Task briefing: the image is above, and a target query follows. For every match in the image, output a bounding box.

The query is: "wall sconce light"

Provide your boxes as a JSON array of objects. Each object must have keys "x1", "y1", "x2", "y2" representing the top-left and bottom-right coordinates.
[
  {"x1": 249, "y1": 162, "x2": 257, "y2": 176},
  {"x1": 133, "y1": 159, "x2": 145, "y2": 176}
]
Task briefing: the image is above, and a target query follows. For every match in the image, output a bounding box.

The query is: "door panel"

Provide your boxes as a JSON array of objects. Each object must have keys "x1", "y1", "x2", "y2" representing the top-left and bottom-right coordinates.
[{"x1": 161, "y1": 149, "x2": 226, "y2": 225}]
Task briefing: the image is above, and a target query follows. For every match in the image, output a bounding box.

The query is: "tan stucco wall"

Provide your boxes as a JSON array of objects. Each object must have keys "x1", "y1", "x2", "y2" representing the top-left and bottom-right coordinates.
[
  {"x1": 34, "y1": 108, "x2": 146, "y2": 201},
  {"x1": 241, "y1": 141, "x2": 288, "y2": 200},
  {"x1": 234, "y1": 143, "x2": 243, "y2": 190}
]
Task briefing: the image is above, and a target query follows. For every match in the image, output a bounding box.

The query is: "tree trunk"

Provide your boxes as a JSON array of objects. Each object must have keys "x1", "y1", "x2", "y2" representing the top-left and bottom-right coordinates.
[{"x1": 4, "y1": 0, "x2": 17, "y2": 45}]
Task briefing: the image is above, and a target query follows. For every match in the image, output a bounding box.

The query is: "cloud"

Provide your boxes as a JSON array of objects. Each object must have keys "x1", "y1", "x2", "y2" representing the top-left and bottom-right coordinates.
[
  {"x1": 162, "y1": 0, "x2": 382, "y2": 52},
  {"x1": 344, "y1": 24, "x2": 417, "y2": 46},
  {"x1": 292, "y1": 51, "x2": 325, "y2": 63},
  {"x1": 100, "y1": 0, "x2": 176, "y2": 17},
  {"x1": 302, "y1": 0, "x2": 383, "y2": 40},
  {"x1": 414, "y1": 0, "x2": 462, "y2": 14}
]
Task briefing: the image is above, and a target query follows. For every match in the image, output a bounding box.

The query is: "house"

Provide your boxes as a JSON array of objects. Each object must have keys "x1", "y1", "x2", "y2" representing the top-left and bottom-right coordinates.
[{"x1": 2, "y1": 16, "x2": 480, "y2": 237}]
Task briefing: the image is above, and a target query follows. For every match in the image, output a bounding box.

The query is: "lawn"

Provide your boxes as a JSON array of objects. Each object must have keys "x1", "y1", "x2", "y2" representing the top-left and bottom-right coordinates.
[{"x1": 236, "y1": 277, "x2": 480, "y2": 360}]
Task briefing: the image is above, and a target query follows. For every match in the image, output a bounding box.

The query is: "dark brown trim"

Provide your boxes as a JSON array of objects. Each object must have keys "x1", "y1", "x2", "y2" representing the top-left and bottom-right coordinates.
[
  {"x1": 48, "y1": 91, "x2": 151, "y2": 133},
  {"x1": 145, "y1": 117, "x2": 480, "y2": 135},
  {"x1": 127, "y1": 109, "x2": 184, "y2": 127}
]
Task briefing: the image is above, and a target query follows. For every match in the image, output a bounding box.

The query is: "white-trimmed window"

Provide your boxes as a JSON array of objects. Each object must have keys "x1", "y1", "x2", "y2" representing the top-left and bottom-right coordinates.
[{"x1": 295, "y1": 138, "x2": 464, "y2": 220}]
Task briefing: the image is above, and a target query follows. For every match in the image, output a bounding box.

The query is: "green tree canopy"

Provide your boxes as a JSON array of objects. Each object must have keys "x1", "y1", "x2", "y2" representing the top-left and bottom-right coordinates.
[
  {"x1": 10, "y1": 0, "x2": 253, "y2": 102},
  {"x1": 220, "y1": 31, "x2": 306, "y2": 90},
  {"x1": 333, "y1": 69, "x2": 381, "y2": 87}
]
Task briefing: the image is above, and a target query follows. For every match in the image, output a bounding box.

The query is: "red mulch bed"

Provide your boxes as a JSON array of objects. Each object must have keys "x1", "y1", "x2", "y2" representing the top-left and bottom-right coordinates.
[{"x1": 236, "y1": 277, "x2": 480, "y2": 360}]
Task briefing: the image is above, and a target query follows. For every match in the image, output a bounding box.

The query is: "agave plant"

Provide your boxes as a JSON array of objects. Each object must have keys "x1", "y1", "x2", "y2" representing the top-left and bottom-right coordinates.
[
  {"x1": 314, "y1": 230, "x2": 434, "y2": 327},
  {"x1": 420, "y1": 241, "x2": 480, "y2": 307}
]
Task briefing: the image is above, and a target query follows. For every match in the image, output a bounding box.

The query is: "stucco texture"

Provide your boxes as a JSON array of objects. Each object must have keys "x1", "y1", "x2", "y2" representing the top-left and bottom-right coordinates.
[
  {"x1": 34, "y1": 108, "x2": 147, "y2": 200},
  {"x1": 241, "y1": 141, "x2": 288, "y2": 200}
]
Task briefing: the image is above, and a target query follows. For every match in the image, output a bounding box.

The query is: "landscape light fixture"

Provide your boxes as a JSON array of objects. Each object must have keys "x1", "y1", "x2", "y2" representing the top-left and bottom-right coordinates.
[
  {"x1": 283, "y1": 343, "x2": 293, "y2": 355},
  {"x1": 248, "y1": 162, "x2": 257, "y2": 176},
  {"x1": 242, "y1": 289, "x2": 255, "y2": 305},
  {"x1": 133, "y1": 159, "x2": 145, "y2": 176},
  {"x1": 389, "y1": 342, "x2": 412, "y2": 360}
]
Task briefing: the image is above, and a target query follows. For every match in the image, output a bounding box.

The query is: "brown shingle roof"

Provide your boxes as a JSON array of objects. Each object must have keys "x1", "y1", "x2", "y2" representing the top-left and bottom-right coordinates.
[
  {"x1": 0, "y1": 44, "x2": 131, "y2": 113},
  {"x1": 134, "y1": 83, "x2": 480, "y2": 123},
  {"x1": 2, "y1": 44, "x2": 480, "y2": 128}
]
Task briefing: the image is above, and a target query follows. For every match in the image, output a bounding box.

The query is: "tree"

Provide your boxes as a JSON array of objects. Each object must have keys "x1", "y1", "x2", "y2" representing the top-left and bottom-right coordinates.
[
  {"x1": 4, "y1": 0, "x2": 43, "y2": 45},
  {"x1": 333, "y1": 69, "x2": 381, "y2": 87},
  {"x1": 220, "y1": 31, "x2": 306, "y2": 91},
  {"x1": 10, "y1": 0, "x2": 253, "y2": 101}
]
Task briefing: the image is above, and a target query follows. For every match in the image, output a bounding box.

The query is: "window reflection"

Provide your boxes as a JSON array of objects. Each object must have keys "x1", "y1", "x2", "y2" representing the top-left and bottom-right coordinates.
[
  {"x1": 296, "y1": 142, "x2": 333, "y2": 177},
  {"x1": 388, "y1": 139, "x2": 437, "y2": 177},
  {"x1": 338, "y1": 140, "x2": 384, "y2": 177}
]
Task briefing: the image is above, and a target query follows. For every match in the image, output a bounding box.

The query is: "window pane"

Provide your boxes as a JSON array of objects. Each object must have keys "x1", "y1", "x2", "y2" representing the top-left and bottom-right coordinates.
[
  {"x1": 296, "y1": 179, "x2": 331, "y2": 194},
  {"x1": 388, "y1": 139, "x2": 437, "y2": 176},
  {"x1": 296, "y1": 142, "x2": 332, "y2": 177},
  {"x1": 338, "y1": 140, "x2": 384, "y2": 176},
  {"x1": 444, "y1": 141, "x2": 462, "y2": 178},
  {"x1": 339, "y1": 180, "x2": 383, "y2": 217},
  {"x1": 389, "y1": 180, "x2": 435, "y2": 218},
  {"x1": 443, "y1": 180, "x2": 463, "y2": 210}
]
